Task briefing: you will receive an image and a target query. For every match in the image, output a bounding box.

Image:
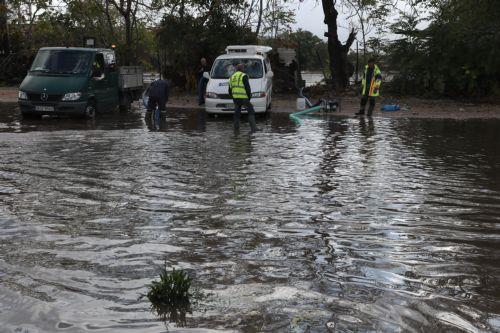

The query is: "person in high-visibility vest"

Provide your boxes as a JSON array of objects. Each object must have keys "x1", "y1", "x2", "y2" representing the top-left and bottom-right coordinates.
[
  {"x1": 228, "y1": 63, "x2": 258, "y2": 132},
  {"x1": 355, "y1": 58, "x2": 382, "y2": 116}
]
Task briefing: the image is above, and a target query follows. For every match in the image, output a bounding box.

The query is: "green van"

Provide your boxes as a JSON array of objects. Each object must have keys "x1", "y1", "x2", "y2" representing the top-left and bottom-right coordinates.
[{"x1": 18, "y1": 47, "x2": 143, "y2": 118}]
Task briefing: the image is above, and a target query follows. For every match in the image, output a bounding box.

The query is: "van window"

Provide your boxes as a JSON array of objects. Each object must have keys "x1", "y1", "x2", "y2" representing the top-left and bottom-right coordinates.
[
  {"x1": 92, "y1": 53, "x2": 105, "y2": 78},
  {"x1": 29, "y1": 50, "x2": 92, "y2": 75},
  {"x1": 211, "y1": 58, "x2": 263, "y2": 79}
]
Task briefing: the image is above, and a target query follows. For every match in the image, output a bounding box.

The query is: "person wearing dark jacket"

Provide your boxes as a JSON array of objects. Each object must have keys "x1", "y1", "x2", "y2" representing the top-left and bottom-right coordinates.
[
  {"x1": 228, "y1": 63, "x2": 258, "y2": 132},
  {"x1": 147, "y1": 75, "x2": 169, "y2": 112},
  {"x1": 197, "y1": 58, "x2": 209, "y2": 105}
]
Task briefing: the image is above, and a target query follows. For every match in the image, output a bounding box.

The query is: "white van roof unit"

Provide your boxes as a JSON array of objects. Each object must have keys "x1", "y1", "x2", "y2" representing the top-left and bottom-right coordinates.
[{"x1": 225, "y1": 45, "x2": 272, "y2": 55}]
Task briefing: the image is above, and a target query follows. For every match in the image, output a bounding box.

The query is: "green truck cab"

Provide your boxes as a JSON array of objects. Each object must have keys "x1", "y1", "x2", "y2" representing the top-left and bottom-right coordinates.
[{"x1": 18, "y1": 47, "x2": 143, "y2": 118}]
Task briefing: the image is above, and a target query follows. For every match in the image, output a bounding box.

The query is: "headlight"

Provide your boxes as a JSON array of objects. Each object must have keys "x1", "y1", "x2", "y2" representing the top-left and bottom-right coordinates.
[
  {"x1": 18, "y1": 91, "x2": 27, "y2": 100},
  {"x1": 61, "y1": 92, "x2": 82, "y2": 101},
  {"x1": 251, "y1": 92, "x2": 266, "y2": 98},
  {"x1": 206, "y1": 92, "x2": 219, "y2": 99}
]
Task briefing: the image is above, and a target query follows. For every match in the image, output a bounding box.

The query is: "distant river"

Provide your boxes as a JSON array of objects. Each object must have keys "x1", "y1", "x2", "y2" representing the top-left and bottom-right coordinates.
[{"x1": 302, "y1": 72, "x2": 325, "y2": 87}]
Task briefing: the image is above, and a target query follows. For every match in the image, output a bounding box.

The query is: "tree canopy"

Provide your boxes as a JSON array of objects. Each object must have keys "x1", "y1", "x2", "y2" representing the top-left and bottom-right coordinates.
[{"x1": 1, "y1": 0, "x2": 498, "y2": 98}]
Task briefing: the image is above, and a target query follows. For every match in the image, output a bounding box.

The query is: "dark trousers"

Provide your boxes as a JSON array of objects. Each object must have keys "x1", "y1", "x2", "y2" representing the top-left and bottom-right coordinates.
[
  {"x1": 359, "y1": 95, "x2": 376, "y2": 115},
  {"x1": 233, "y1": 99, "x2": 257, "y2": 132},
  {"x1": 198, "y1": 78, "x2": 208, "y2": 105},
  {"x1": 147, "y1": 96, "x2": 166, "y2": 112}
]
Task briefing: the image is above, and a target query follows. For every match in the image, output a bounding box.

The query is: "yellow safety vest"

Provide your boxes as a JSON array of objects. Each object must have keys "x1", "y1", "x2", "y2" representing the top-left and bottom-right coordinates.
[
  {"x1": 362, "y1": 64, "x2": 382, "y2": 97},
  {"x1": 229, "y1": 71, "x2": 248, "y2": 99}
]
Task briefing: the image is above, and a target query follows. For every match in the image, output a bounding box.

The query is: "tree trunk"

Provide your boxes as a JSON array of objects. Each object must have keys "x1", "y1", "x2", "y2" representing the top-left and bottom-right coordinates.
[
  {"x1": 103, "y1": 1, "x2": 116, "y2": 41},
  {"x1": 124, "y1": 13, "x2": 132, "y2": 65},
  {"x1": 255, "y1": 0, "x2": 263, "y2": 37},
  {"x1": 322, "y1": 0, "x2": 356, "y2": 91},
  {"x1": 0, "y1": 0, "x2": 9, "y2": 55},
  {"x1": 108, "y1": 0, "x2": 135, "y2": 65},
  {"x1": 244, "y1": 0, "x2": 256, "y2": 27}
]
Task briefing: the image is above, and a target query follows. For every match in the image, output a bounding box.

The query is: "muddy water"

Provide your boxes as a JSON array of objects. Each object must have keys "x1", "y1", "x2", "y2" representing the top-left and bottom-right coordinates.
[{"x1": 0, "y1": 104, "x2": 499, "y2": 332}]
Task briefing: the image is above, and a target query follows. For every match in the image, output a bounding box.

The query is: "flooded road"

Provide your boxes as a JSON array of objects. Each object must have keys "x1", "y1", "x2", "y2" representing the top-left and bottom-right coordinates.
[{"x1": 0, "y1": 104, "x2": 499, "y2": 332}]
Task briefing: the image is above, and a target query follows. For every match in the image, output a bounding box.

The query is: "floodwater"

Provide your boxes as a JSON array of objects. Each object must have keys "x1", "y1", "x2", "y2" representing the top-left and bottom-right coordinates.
[{"x1": 0, "y1": 104, "x2": 499, "y2": 333}]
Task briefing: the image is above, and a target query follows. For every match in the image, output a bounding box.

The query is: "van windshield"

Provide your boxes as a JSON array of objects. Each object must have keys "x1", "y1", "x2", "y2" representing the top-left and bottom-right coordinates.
[
  {"x1": 211, "y1": 58, "x2": 263, "y2": 79},
  {"x1": 30, "y1": 50, "x2": 93, "y2": 75}
]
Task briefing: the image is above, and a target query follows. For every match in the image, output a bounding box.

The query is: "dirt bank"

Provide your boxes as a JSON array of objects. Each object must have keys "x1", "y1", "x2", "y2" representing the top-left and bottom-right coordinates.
[
  {"x1": 2, "y1": 87, "x2": 500, "y2": 119},
  {"x1": 167, "y1": 93, "x2": 500, "y2": 119}
]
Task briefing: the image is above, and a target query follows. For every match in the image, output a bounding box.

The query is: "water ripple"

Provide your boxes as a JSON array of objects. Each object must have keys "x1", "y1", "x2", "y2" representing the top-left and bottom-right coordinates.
[{"x1": 0, "y1": 109, "x2": 499, "y2": 332}]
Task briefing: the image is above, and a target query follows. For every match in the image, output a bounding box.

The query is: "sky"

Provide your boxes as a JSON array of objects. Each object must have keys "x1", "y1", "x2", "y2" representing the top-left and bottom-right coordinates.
[
  {"x1": 289, "y1": 0, "x2": 429, "y2": 44},
  {"x1": 291, "y1": 0, "x2": 352, "y2": 42}
]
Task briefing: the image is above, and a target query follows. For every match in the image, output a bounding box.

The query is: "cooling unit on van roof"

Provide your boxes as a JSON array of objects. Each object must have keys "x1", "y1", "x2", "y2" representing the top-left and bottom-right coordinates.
[{"x1": 225, "y1": 45, "x2": 272, "y2": 55}]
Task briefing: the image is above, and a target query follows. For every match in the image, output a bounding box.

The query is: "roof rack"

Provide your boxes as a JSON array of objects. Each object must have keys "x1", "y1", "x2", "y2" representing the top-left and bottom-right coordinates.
[{"x1": 225, "y1": 45, "x2": 272, "y2": 55}]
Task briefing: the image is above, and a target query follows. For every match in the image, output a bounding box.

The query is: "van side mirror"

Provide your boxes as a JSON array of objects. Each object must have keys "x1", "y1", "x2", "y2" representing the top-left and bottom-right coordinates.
[
  {"x1": 203, "y1": 71, "x2": 210, "y2": 80},
  {"x1": 266, "y1": 71, "x2": 274, "y2": 78}
]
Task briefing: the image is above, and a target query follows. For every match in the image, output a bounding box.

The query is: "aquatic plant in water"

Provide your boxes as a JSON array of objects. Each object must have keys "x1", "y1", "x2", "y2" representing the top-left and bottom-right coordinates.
[{"x1": 147, "y1": 267, "x2": 193, "y2": 327}]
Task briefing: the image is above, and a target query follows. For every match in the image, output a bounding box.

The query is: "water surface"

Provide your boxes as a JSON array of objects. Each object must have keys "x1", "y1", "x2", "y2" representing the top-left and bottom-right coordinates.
[{"x1": 0, "y1": 104, "x2": 499, "y2": 332}]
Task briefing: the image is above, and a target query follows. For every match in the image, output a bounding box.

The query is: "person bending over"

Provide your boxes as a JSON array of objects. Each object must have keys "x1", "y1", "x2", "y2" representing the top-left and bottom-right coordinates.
[{"x1": 147, "y1": 73, "x2": 169, "y2": 112}]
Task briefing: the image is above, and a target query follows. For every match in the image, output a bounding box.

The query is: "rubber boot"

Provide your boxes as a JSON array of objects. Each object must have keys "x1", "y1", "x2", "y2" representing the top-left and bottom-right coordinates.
[{"x1": 248, "y1": 113, "x2": 259, "y2": 132}]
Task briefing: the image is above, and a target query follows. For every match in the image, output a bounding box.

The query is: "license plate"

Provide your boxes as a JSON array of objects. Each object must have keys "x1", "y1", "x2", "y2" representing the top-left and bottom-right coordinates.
[
  {"x1": 220, "y1": 104, "x2": 234, "y2": 111},
  {"x1": 35, "y1": 105, "x2": 55, "y2": 112}
]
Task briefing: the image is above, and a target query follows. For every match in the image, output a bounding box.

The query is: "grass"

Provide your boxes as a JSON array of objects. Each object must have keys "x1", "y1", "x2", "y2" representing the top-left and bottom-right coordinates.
[{"x1": 147, "y1": 266, "x2": 193, "y2": 327}]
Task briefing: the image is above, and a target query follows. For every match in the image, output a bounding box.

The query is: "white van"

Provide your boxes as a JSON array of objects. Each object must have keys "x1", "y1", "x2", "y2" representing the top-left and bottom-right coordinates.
[{"x1": 204, "y1": 45, "x2": 273, "y2": 114}]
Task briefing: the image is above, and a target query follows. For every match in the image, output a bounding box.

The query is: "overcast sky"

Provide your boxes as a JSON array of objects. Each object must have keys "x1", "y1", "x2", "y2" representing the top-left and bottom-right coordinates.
[
  {"x1": 290, "y1": 1, "x2": 427, "y2": 44},
  {"x1": 291, "y1": 0, "x2": 352, "y2": 42}
]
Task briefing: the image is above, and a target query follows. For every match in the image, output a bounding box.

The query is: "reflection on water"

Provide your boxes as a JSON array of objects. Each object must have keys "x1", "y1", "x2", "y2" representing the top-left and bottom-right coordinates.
[{"x1": 0, "y1": 104, "x2": 499, "y2": 332}]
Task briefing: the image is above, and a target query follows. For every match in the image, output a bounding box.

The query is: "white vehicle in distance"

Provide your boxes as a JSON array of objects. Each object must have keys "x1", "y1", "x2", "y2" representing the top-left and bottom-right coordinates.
[{"x1": 204, "y1": 45, "x2": 273, "y2": 114}]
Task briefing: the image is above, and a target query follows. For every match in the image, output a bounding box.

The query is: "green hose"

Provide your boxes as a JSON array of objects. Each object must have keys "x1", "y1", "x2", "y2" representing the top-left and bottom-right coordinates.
[{"x1": 289, "y1": 105, "x2": 322, "y2": 126}]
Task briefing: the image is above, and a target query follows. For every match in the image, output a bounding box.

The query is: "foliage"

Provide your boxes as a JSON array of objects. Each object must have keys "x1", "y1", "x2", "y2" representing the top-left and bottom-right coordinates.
[
  {"x1": 1, "y1": 0, "x2": 293, "y2": 86},
  {"x1": 147, "y1": 268, "x2": 192, "y2": 327},
  {"x1": 260, "y1": 0, "x2": 296, "y2": 38},
  {"x1": 3, "y1": 0, "x2": 499, "y2": 97},
  {"x1": 285, "y1": 29, "x2": 329, "y2": 71},
  {"x1": 157, "y1": 8, "x2": 257, "y2": 89},
  {"x1": 342, "y1": 0, "x2": 393, "y2": 62},
  {"x1": 384, "y1": 0, "x2": 500, "y2": 97}
]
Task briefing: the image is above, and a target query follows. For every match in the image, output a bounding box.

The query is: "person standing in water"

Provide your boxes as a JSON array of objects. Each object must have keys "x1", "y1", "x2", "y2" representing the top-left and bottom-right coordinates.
[
  {"x1": 228, "y1": 63, "x2": 258, "y2": 133},
  {"x1": 355, "y1": 58, "x2": 382, "y2": 117},
  {"x1": 197, "y1": 57, "x2": 209, "y2": 106}
]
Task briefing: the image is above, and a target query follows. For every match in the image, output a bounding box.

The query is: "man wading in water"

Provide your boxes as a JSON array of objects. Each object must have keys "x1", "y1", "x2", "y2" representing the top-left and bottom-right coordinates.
[{"x1": 228, "y1": 63, "x2": 259, "y2": 133}]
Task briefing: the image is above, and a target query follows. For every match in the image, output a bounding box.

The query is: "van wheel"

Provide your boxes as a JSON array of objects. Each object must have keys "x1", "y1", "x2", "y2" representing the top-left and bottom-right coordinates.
[{"x1": 85, "y1": 102, "x2": 96, "y2": 118}]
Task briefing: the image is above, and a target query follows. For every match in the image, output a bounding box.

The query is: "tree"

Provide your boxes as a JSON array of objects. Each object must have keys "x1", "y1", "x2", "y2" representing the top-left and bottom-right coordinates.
[
  {"x1": 105, "y1": 0, "x2": 139, "y2": 65},
  {"x1": 321, "y1": 0, "x2": 356, "y2": 91},
  {"x1": 0, "y1": 0, "x2": 9, "y2": 55},
  {"x1": 383, "y1": 0, "x2": 500, "y2": 97},
  {"x1": 9, "y1": 0, "x2": 52, "y2": 47},
  {"x1": 255, "y1": 0, "x2": 263, "y2": 36},
  {"x1": 285, "y1": 29, "x2": 329, "y2": 71},
  {"x1": 344, "y1": 0, "x2": 392, "y2": 62},
  {"x1": 261, "y1": 0, "x2": 296, "y2": 38},
  {"x1": 157, "y1": 1, "x2": 257, "y2": 89}
]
